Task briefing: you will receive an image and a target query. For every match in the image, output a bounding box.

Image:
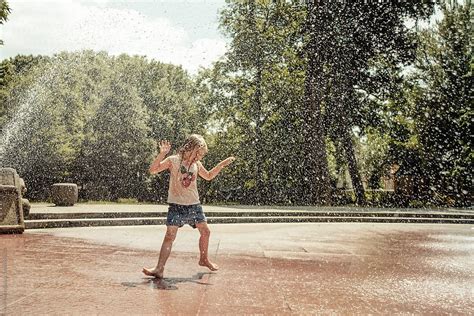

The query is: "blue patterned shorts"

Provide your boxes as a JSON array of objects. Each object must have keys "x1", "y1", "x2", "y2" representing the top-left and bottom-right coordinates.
[{"x1": 166, "y1": 204, "x2": 207, "y2": 228}]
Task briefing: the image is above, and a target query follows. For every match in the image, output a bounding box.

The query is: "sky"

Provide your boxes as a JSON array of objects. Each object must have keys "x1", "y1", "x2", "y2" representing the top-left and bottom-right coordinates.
[{"x1": 0, "y1": 0, "x2": 229, "y2": 74}]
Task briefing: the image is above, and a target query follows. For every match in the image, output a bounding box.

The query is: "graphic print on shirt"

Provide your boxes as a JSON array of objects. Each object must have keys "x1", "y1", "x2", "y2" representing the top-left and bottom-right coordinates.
[{"x1": 180, "y1": 165, "x2": 196, "y2": 188}]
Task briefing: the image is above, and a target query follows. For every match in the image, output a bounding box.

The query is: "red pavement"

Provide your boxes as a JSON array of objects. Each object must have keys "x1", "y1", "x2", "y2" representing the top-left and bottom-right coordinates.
[{"x1": 1, "y1": 223, "x2": 473, "y2": 315}]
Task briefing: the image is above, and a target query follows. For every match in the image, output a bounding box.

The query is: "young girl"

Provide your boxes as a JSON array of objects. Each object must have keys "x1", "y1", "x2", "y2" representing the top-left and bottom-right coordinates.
[{"x1": 142, "y1": 134, "x2": 235, "y2": 279}]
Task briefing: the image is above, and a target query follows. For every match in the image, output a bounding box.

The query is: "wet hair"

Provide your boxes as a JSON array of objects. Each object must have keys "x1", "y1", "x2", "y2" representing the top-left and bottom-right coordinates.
[{"x1": 178, "y1": 134, "x2": 208, "y2": 158}]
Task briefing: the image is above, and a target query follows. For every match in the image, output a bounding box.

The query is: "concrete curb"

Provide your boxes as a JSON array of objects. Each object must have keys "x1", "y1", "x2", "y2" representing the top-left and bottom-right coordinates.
[
  {"x1": 25, "y1": 211, "x2": 474, "y2": 229},
  {"x1": 28, "y1": 210, "x2": 474, "y2": 220}
]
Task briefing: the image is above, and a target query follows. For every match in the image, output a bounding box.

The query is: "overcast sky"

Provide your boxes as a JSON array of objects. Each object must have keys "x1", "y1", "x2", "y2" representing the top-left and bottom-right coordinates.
[{"x1": 0, "y1": 0, "x2": 229, "y2": 74}]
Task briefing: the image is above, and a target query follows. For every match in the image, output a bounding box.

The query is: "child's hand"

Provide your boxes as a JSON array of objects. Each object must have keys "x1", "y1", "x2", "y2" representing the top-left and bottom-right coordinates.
[
  {"x1": 221, "y1": 156, "x2": 236, "y2": 167},
  {"x1": 158, "y1": 140, "x2": 171, "y2": 155}
]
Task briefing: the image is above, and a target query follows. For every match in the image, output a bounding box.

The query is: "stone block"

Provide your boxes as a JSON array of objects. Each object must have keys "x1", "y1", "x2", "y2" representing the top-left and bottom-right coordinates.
[{"x1": 51, "y1": 183, "x2": 78, "y2": 206}]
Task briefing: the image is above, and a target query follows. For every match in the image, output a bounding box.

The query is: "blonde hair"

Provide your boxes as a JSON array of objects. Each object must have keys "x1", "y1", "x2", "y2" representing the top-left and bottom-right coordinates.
[{"x1": 178, "y1": 134, "x2": 208, "y2": 157}]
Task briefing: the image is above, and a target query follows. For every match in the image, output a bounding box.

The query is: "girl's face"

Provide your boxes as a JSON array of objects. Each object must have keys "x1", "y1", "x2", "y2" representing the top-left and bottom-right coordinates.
[
  {"x1": 188, "y1": 146, "x2": 207, "y2": 163},
  {"x1": 195, "y1": 147, "x2": 207, "y2": 162}
]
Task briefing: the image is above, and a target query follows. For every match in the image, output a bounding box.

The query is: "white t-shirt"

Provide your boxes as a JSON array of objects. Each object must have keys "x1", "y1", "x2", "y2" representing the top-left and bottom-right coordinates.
[{"x1": 164, "y1": 155, "x2": 200, "y2": 205}]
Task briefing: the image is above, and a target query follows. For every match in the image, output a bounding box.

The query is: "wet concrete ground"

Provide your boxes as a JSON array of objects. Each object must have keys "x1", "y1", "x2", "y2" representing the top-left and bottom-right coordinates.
[{"x1": 1, "y1": 223, "x2": 473, "y2": 314}]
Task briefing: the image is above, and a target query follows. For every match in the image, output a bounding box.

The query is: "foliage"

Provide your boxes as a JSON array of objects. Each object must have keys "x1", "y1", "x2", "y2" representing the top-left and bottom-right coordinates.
[
  {"x1": 204, "y1": 1, "x2": 434, "y2": 205},
  {"x1": 0, "y1": 51, "x2": 205, "y2": 200},
  {"x1": 411, "y1": 1, "x2": 472, "y2": 204},
  {"x1": 0, "y1": 1, "x2": 469, "y2": 207},
  {"x1": 365, "y1": 2, "x2": 472, "y2": 206},
  {"x1": 206, "y1": 1, "x2": 308, "y2": 204},
  {"x1": 0, "y1": 0, "x2": 10, "y2": 45}
]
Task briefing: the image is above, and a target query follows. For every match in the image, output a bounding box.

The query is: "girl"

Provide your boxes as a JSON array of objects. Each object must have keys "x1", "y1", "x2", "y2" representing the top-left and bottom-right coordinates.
[{"x1": 143, "y1": 134, "x2": 235, "y2": 278}]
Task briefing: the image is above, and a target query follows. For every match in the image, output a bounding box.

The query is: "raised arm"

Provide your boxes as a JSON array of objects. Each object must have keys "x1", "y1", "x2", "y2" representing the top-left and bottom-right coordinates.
[
  {"x1": 149, "y1": 140, "x2": 172, "y2": 174},
  {"x1": 198, "y1": 157, "x2": 235, "y2": 181}
]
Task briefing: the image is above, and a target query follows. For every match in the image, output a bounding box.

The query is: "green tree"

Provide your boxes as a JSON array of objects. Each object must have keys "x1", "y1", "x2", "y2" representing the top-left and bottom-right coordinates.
[
  {"x1": 1, "y1": 50, "x2": 202, "y2": 201},
  {"x1": 0, "y1": 55, "x2": 49, "y2": 127},
  {"x1": 213, "y1": 1, "x2": 433, "y2": 205},
  {"x1": 363, "y1": 1, "x2": 471, "y2": 206},
  {"x1": 215, "y1": 0, "x2": 307, "y2": 204},
  {"x1": 0, "y1": 0, "x2": 10, "y2": 46},
  {"x1": 304, "y1": 2, "x2": 433, "y2": 204},
  {"x1": 78, "y1": 76, "x2": 154, "y2": 201},
  {"x1": 411, "y1": 1, "x2": 472, "y2": 204},
  {"x1": 301, "y1": 1, "x2": 333, "y2": 204},
  {"x1": 0, "y1": 57, "x2": 72, "y2": 198}
]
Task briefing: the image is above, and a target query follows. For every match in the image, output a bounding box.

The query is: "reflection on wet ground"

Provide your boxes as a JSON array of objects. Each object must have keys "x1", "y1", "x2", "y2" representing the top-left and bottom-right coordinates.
[{"x1": 1, "y1": 224, "x2": 473, "y2": 314}]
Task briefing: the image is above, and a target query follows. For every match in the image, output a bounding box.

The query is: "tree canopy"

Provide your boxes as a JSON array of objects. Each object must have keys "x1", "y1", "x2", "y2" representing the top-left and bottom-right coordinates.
[{"x1": 0, "y1": 1, "x2": 470, "y2": 207}]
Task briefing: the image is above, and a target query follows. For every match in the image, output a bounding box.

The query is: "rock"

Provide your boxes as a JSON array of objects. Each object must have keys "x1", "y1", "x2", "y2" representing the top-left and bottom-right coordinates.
[{"x1": 51, "y1": 183, "x2": 78, "y2": 206}]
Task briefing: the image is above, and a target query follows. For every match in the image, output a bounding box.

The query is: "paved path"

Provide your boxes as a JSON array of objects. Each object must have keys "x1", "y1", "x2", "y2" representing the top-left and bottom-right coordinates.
[{"x1": 1, "y1": 221, "x2": 473, "y2": 314}]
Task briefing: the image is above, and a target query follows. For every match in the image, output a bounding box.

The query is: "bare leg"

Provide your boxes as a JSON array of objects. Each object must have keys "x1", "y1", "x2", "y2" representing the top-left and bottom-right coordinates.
[
  {"x1": 196, "y1": 222, "x2": 219, "y2": 271},
  {"x1": 143, "y1": 225, "x2": 178, "y2": 278}
]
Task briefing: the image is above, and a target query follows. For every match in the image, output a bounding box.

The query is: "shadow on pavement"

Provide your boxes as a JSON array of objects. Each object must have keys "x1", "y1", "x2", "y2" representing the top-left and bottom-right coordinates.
[{"x1": 122, "y1": 272, "x2": 214, "y2": 290}]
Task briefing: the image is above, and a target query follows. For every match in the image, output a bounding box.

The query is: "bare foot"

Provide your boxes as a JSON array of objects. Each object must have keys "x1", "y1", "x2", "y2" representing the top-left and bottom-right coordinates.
[
  {"x1": 199, "y1": 259, "x2": 219, "y2": 271},
  {"x1": 142, "y1": 267, "x2": 163, "y2": 278}
]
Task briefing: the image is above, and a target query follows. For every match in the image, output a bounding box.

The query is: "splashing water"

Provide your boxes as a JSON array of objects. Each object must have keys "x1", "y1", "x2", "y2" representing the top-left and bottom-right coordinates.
[{"x1": 0, "y1": 55, "x2": 81, "y2": 167}]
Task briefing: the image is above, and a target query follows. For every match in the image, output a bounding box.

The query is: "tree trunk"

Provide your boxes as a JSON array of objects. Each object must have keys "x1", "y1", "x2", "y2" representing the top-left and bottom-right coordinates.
[
  {"x1": 249, "y1": 0, "x2": 265, "y2": 204},
  {"x1": 254, "y1": 60, "x2": 264, "y2": 203},
  {"x1": 302, "y1": 0, "x2": 332, "y2": 205},
  {"x1": 341, "y1": 127, "x2": 366, "y2": 205}
]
